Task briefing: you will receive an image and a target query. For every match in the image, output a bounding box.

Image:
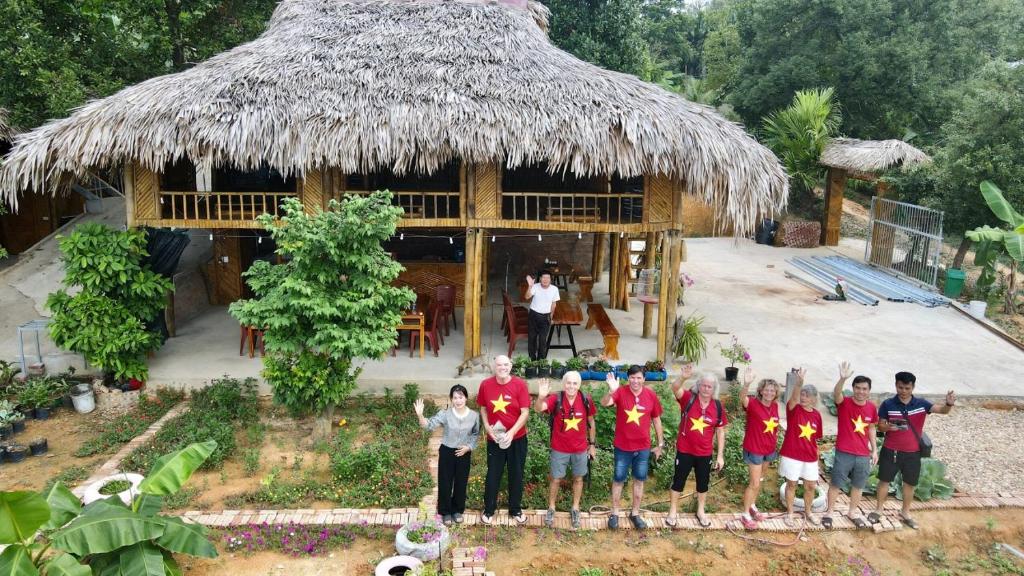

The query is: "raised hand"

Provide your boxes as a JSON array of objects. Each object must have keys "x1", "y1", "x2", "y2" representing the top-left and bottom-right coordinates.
[
  {"x1": 796, "y1": 367, "x2": 807, "y2": 382},
  {"x1": 946, "y1": 390, "x2": 957, "y2": 406},
  {"x1": 680, "y1": 362, "x2": 694, "y2": 381},
  {"x1": 413, "y1": 398, "x2": 425, "y2": 416},
  {"x1": 538, "y1": 378, "x2": 551, "y2": 399},
  {"x1": 526, "y1": 275, "x2": 535, "y2": 288},
  {"x1": 606, "y1": 372, "x2": 620, "y2": 393},
  {"x1": 743, "y1": 367, "x2": 756, "y2": 386},
  {"x1": 838, "y1": 361, "x2": 853, "y2": 381}
]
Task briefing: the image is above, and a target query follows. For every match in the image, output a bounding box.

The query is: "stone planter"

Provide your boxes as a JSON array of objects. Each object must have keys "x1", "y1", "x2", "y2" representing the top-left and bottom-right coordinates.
[{"x1": 395, "y1": 521, "x2": 450, "y2": 561}]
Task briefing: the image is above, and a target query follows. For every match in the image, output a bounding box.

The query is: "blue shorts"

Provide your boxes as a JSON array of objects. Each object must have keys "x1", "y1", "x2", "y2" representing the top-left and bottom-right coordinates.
[
  {"x1": 743, "y1": 450, "x2": 778, "y2": 466},
  {"x1": 613, "y1": 448, "x2": 651, "y2": 483}
]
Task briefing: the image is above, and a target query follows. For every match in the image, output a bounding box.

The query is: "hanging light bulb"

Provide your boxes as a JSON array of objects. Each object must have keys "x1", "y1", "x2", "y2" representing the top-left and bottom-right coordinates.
[
  {"x1": 619, "y1": 231, "x2": 625, "y2": 238},
  {"x1": 491, "y1": 235, "x2": 496, "y2": 243},
  {"x1": 537, "y1": 234, "x2": 542, "y2": 242},
  {"x1": 159, "y1": 197, "x2": 164, "y2": 205},
  {"x1": 578, "y1": 232, "x2": 582, "y2": 239},
  {"x1": 449, "y1": 236, "x2": 454, "y2": 245},
  {"x1": 258, "y1": 236, "x2": 262, "y2": 244},
  {"x1": 400, "y1": 233, "x2": 404, "y2": 240},
  {"x1": 209, "y1": 233, "x2": 214, "y2": 241}
]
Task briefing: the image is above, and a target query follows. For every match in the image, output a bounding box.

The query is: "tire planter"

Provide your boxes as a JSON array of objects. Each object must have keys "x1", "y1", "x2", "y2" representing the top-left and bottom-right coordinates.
[
  {"x1": 82, "y1": 473, "x2": 145, "y2": 506},
  {"x1": 779, "y1": 480, "x2": 827, "y2": 513},
  {"x1": 395, "y1": 522, "x2": 450, "y2": 561},
  {"x1": 644, "y1": 371, "x2": 668, "y2": 381},
  {"x1": 374, "y1": 555, "x2": 423, "y2": 576}
]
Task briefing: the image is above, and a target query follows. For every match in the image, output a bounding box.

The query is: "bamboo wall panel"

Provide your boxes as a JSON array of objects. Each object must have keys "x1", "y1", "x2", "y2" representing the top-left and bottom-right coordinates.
[
  {"x1": 135, "y1": 165, "x2": 159, "y2": 220},
  {"x1": 302, "y1": 170, "x2": 325, "y2": 214},
  {"x1": 474, "y1": 164, "x2": 499, "y2": 219},
  {"x1": 680, "y1": 196, "x2": 732, "y2": 237},
  {"x1": 397, "y1": 262, "x2": 466, "y2": 306},
  {"x1": 647, "y1": 175, "x2": 673, "y2": 224}
]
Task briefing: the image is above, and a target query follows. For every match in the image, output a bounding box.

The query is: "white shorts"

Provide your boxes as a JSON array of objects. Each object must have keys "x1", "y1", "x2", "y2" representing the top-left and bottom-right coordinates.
[{"x1": 779, "y1": 455, "x2": 819, "y2": 482}]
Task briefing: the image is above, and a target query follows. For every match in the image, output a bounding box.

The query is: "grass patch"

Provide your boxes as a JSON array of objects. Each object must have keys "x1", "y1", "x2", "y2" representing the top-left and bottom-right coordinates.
[
  {"x1": 43, "y1": 465, "x2": 93, "y2": 493},
  {"x1": 121, "y1": 377, "x2": 259, "y2": 473},
  {"x1": 74, "y1": 388, "x2": 184, "y2": 457},
  {"x1": 99, "y1": 479, "x2": 132, "y2": 495}
]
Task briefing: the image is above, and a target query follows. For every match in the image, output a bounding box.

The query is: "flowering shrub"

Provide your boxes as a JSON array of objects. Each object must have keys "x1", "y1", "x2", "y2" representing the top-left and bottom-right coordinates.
[
  {"x1": 219, "y1": 521, "x2": 387, "y2": 557},
  {"x1": 405, "y1": 519, "x2": 445, "y2": 545},
  {"x1": 718, "y1": 336, "x2": 751, "y2": 367}
]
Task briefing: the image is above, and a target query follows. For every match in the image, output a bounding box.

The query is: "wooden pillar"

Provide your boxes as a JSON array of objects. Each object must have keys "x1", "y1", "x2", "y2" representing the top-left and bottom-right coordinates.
[
  {"x1": 123, "y1": 163, "x2": 137, "y2": 228},
  {"x1": 591, "y1": 233, "x2": 605, "y2": 283},
  {"x1": 463, "y1": 228, "x2": 478, "y2": 360},
  {"x1": 821, "y1": 168, "x2": 847, "y2": 246},
  {"x1": 641, "y1": 232, "x2": 657, "y2": 338},
  {"x1": 869, "y1": 200, "x2": 897, "y2": 268},
  {"x1": 608, "y1": 233, "x2": 620, "y2": 308},
  {"x1": 618, "y1": 236, "x2": 631, "y2": 312},
  {"x1": 473, "y1": 229, "x2": 486, "y2": 356},
  {"x1": 655, "y1": 232, "x2": 674, "y2": 361}
]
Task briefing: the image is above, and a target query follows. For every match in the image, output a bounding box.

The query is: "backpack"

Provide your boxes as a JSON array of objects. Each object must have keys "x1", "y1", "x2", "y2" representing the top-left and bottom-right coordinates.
[
  {"x1": 549, "y1": 391, "x2": 593, "y2": 434},
  {"x1": 683, "y1": 391, "x2": 724, "y2": 427}
]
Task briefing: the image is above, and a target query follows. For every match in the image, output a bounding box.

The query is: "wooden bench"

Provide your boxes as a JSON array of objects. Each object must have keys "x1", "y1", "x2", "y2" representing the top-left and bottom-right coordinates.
[
  {"x1": 585, "y1": 303, "x2": 620, "y2": 360},
  {"x1": 546, "y1": 206, "x2": 601, "y2": 223}
]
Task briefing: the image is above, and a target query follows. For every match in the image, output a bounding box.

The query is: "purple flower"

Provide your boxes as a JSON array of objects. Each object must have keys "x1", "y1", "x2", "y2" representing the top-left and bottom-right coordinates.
[{"x1": 743, "y1": 352, "x2": 750, "y2": 361}]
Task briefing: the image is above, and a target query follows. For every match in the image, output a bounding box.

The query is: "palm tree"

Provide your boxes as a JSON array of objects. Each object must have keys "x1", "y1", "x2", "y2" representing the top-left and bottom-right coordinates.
[{"x1": 761, "y1": 87, "x2": 841, "y2": 196}]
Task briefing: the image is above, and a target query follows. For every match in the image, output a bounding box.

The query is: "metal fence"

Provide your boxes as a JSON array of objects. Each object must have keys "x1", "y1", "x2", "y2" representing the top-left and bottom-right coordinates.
[{"x1": 865, "y1": 197, "x2": 944, "y2": 287}]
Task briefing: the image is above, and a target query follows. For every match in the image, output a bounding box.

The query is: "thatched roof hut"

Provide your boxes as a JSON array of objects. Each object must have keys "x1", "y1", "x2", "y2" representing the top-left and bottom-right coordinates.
[
  {"x1": 0, "y1": 0, "x2": 786, "y2": 233},
  {"x1": 820, "y1": 138, "x2": 931, "y2": 173}
]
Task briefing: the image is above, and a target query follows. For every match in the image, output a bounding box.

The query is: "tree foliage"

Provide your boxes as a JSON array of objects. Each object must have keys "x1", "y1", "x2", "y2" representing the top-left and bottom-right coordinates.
[
  {"x1": 542, "y1": 0, "x2": 653, "y2": 78},
  {"x1": 761, "y1": 87, "x2": 841, "y2": 199},
  {"x1": 46, "y1": 224, "x2": 172, "y2": 382},
  {"x1": 229, "y1": 193, "x2": 414, "y2": 419}
]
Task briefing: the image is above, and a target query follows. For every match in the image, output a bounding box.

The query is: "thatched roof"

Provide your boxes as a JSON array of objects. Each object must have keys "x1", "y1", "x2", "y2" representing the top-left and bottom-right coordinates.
[
  {"x1": 0, "y1": 0, "x2": 787, "y2": 235},
  {"x1": 820, "y1": 138, "x2": 931, "y2": 173}
]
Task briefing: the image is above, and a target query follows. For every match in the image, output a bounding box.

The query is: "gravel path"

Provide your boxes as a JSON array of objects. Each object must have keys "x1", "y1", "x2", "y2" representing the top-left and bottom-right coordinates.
[{"x1": 926, "y1": 406, "x2": 1024, "y2": 494}]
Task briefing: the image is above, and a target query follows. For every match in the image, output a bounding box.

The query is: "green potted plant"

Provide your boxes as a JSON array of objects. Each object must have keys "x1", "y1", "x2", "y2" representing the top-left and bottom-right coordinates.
[
  {"x1": 673, "y1": 314, "x2": 708, "y2": 365},
  {"x1": 565, "y1": 356, "x2": 585, "y2": 371},
  {"x1": 643, "y1": 359, "x2": 667, "y2": 381},
  {"x1": 512, "y1": 354, "x2": 530, "y2": 378},
  {"x1": 534, "y1": 358, "x2": 551, "y2": 378},
  {"x1": 550, "y1": 359, "x2": 566, "y2": 379},
  {"x1": 718, "y1": 335, "x2": 751, "y2": 381},
  {"x1": 17, "y1": 380, "x2": 53, "y2": 419},
  {"x1": 589, "y1": 359, "x2": 612, "y2": 379}
]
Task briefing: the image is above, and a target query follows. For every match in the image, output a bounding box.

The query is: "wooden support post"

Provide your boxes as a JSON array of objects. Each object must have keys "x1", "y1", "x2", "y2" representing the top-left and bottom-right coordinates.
[
  {"x1": 592, "y1": 233, "x2": 605, "y2": 284},
  {"x1": 821, "y1": 168, "x2": 847, "y2": 246},
  {"x1": 642, "y1": 232, "x2": 656, "y2": 338},
  {"x1": 473, "y1": 229, "x2": 486, "y2": 356},
  {"x1": 463, "y1": 228, "x2": 478, "y2": 360},
  {"x1": 608, "y1": 233, "x2": 620, "y2": 308},
  {"x1": 619, "y1": 238, "x2": 632, "y2": 312},
  {"x1": 165, "y1": 291, "x2": 176, "y2": 338},
  {"x1": 656, "y1": 233, "x2": 674, "y2": 361},
  {"x1": 123, "y1": 163, "x2": 137, "y2": 229}
]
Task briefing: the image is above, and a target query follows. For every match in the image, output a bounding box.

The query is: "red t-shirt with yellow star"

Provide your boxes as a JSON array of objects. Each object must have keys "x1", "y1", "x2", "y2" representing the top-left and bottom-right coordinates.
[
  {"x1": 835, "y1": 398, "x2": 878, "y2": 456},
  {"x1": 476, "y1": 376, "x2": 530, "y2": 441},
  {"x1": 676, "y1": 390, "x2": 728, "y2": 457},
  {"x1": 742, "y1": 397, "x2": 780, "y2": 456},
  {"x1": 611, "y1": 386, "x2": 663, "y2": 451},
  {"x1": 780, "y1": 404, "x2": 822, "y2": 463},
  {"x1": 541, "y1": 393, "x2": 597, "y2": 453}
]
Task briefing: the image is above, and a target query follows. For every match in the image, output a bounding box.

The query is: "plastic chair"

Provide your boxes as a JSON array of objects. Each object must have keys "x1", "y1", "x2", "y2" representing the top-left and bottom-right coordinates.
[
  {"x1": 435, "y1": 284, "x2": 457, "y2": 335},
  {"x1": 410, "y1": 302, "x2": 444, "y2": 357}
]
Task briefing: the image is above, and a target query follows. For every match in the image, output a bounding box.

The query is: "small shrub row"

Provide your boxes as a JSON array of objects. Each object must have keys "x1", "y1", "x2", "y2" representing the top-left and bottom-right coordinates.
[
  {"x1": 121, "y1": 377, "x2": 259, "y2": 472},
  {"x1": 74, "y1": 388, "x2": 184, "y2": 456},
  {"x1": 216, "y1": 521, "x2": 389, "y2": 557}
]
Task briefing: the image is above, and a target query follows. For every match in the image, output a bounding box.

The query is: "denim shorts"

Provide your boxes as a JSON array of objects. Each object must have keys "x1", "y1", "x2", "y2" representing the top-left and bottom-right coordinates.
[
  {"x1": 613, "y1": 448, "x2": 650, "y2": 483},
  {"x1": 743, "y1": 449, "x2": 778, "y2": 466}
]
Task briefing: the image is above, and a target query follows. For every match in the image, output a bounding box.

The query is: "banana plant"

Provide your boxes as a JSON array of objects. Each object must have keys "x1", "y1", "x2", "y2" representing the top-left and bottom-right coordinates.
[
  {"x1": 0, "y1": 441, "x2": 217, "y2": 576},
  {"x1": 965, "y1": 181, "x2": 1023, "y2": 309}
]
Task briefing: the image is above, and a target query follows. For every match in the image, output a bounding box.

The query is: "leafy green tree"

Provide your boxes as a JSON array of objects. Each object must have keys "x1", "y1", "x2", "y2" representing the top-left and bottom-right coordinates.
[
  {"x1": 965, "y1": 182, "x2": 1023, "y2": 311},
  {"x1": 761, "y1": 87, "x2": 841, "y2": 206},
  {"x1": 229, "y1": 193, "x2": 414, "y2": 439},
  {"x1": 47, "y1": 224, "x2": 172, "y2": 382},
  {"x1": 642, "y1": 0, "x2": 708, "y2": 80},
  {"x1": 724, "y1": 0, "x2": 1024, "y2": 139},
  {"x1": 0, "y1": 441, "x2": 217, "y2": 576},
  {"x1": 542, "y1": 0, "x2": 653, "y2": 78}
]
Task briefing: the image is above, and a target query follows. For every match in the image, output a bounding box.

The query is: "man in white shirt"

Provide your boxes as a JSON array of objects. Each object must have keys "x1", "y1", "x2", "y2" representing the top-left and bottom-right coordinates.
[{"x1": 526, "y1": 270, "x2": 560, "y2": 360}]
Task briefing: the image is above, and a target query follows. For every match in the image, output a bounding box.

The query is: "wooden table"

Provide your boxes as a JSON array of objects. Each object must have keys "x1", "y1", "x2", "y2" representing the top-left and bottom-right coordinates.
[
  {"x1": 397, "y1": 312, "x2": 425, "y2": 358},
  {"x1": 546, "y1": 300, "x2": 583, "y2": 357}
]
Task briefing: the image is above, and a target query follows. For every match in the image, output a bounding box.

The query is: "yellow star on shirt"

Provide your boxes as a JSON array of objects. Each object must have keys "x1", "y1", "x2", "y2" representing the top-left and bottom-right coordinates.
[
  {"x1": 563, "y1": 416, "x2": 583, "y2": 432},
  {"x1": 798, "y1": 422, "x2": 816, "y2": 440},
  {"x1": 490, "y1": 397, "x2": 510, "y2": 414},
  {"x1": 852, "y1": 415, "x2": 869, "y2": 435},
  {"x1": 763, "y1": 418, "x2": 779, "y2": 434},
  {"x1": 625, "y1": 405, "x2": 644, "y2": 426},
  {"x1": 689, "y1": 417, "x2": 710, "y2": 434}
]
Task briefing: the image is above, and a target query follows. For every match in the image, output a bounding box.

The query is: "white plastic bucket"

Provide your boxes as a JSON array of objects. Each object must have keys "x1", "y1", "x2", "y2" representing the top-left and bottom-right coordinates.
[
  {"x1": 968, "y1": 300, "x2": 988, "y2": 320},
  {"x1": 71, "y1": 385, "x2": 96, "y2": 414}
]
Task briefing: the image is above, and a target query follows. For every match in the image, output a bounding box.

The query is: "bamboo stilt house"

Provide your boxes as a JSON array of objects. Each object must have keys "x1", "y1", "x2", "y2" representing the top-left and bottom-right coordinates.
[{"x1": 0, "y1": 0, "x2": 788, "y2": 360}]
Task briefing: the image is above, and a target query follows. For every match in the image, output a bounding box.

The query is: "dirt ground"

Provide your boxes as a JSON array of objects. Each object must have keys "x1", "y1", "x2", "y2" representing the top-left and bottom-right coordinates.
[
  {"x1": 0, "y1": 407, "x2": 107, "y2": 491},
  {"x1": 177, "y1": 509, "x2": 1024, "y2": 575}
]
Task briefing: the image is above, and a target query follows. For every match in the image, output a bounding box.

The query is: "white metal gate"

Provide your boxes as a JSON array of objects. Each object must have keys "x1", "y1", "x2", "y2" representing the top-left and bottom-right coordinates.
[{"x1": 865, "y1": 197, "x2": 944, "y2": 287}]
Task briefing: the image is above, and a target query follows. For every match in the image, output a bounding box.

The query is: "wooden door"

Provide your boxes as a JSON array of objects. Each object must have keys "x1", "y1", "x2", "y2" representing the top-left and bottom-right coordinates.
[{"x1": 0, "y1": 194, "x2": 56, "y2": 253}]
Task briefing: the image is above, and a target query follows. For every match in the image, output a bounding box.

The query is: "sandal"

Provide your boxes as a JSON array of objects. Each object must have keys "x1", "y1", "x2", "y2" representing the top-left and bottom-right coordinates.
[
  {"x1": 804, "y1": 513, "x2": 820, "y2": 526},
  {"x1": 784, "y1": 515, "x2": 800, "y2": 528},
  {"x1": 664, "y1": 515, "x2": 678, "y2": 528},
  {"x1": 899, "y1": 515, "x2": 919, "y2": 530},
  {"x1": 821, "y1": 515, "x2": 833, "y2": 530},
  {"x1": 850, "y1": 516, "x2": 869, "y2": 530},
  {"x1": 866, "y1": 511, "x2": 882, "y2": 525},
  {"x1": 695, "y1": 513, "x2": 711, "y2": 528}
]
